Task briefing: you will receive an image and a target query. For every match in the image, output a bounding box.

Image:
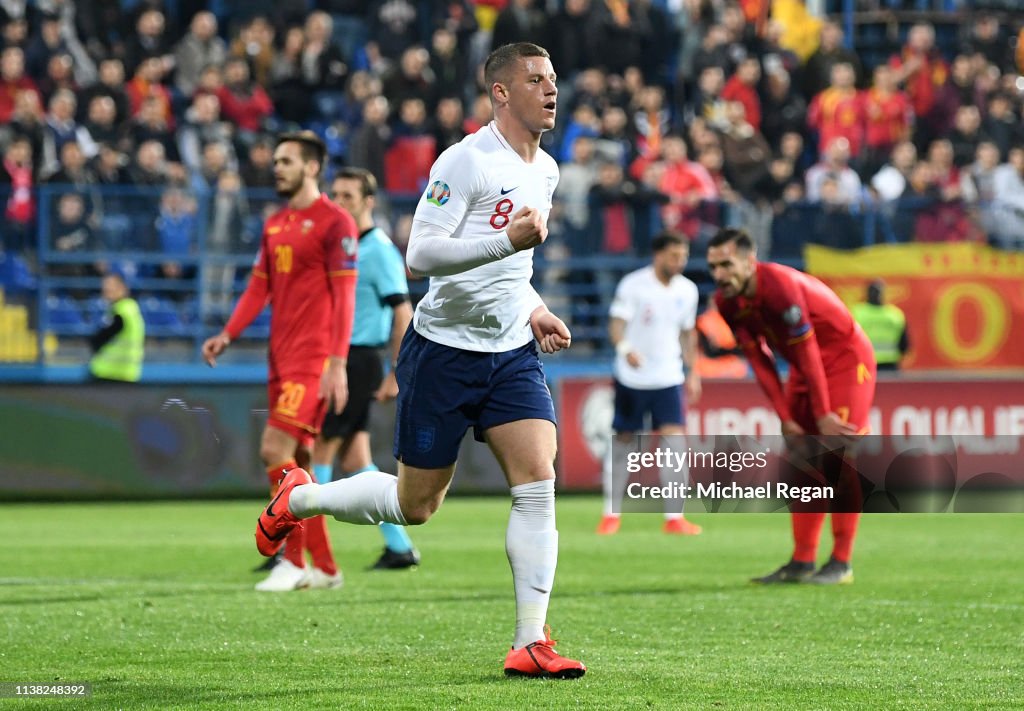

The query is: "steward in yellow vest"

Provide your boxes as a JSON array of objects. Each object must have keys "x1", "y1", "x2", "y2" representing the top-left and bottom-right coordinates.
[
  {"x1": 851, "y1": 280, "x2": 908, "y2": 371},
  {"x1": 89, "y1": 273, "x2": 145, "y2": 382}
]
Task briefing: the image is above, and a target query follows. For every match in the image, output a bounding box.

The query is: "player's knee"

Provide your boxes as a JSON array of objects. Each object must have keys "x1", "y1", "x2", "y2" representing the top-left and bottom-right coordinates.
[{"x1": 400, "y1": 501, "x2": 437, "y2": 526}]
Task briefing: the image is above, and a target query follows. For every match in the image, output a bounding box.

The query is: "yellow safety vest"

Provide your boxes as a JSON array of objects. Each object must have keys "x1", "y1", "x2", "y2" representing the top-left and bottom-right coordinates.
[
  {"x1": 852, "y1": 302, "x2": 905, "y2": 366},
  {"x1": 90, "y1": 297, "x2": 145, "y2": 382}
]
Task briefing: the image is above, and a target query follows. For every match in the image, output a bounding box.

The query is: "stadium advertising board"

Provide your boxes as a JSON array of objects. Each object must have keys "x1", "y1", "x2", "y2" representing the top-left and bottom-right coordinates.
[{"x1": 557, "y1": 376, "x2": 1024, "y2": 501}]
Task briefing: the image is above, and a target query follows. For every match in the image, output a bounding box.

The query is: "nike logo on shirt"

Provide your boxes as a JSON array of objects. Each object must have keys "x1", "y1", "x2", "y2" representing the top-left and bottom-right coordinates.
[{"x1": 500, "y1": 186, "x2": 518, "y2": 195}]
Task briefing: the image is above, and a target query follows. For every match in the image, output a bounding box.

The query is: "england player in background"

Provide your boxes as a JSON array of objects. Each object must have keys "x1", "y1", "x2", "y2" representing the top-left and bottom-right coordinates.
[
  {"x1": 255, "y1": 43, "x2": 585, "y2": 678},
  {"x1": 597, "y1": 231, "x2": 703, "y2": 536}
]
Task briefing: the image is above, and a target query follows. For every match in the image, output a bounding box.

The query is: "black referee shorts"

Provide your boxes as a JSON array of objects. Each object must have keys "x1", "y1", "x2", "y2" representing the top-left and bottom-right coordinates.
[{"x1": 320, "y1": 346, "x2": 385, "y2": 440}]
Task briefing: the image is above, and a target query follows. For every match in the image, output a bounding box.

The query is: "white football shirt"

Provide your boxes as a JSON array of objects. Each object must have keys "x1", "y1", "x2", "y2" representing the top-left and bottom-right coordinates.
[
  {"x1": 411, "y1": 121, "x2": 559, "y2": 352},
  {"x1": 609, "y1": 266, "x2": 699, "y2": 390}
]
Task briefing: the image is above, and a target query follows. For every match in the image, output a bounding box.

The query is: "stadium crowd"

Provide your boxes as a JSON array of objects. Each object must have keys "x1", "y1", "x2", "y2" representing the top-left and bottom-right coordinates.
[{"x1": 1, "y1": 0, "x2": 1023, "y2": 300}]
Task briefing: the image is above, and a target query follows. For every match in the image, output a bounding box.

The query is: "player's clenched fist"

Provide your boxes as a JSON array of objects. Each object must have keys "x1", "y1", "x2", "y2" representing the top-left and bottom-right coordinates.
[{"x1": 506, "y1": 206, "x2": 548, "y2": 251}]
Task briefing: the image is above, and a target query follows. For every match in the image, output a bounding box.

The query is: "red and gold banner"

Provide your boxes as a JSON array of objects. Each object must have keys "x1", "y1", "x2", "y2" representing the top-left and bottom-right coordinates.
[{"x1": 805, "y1": 243, "x2": 1024, "y2": 370}]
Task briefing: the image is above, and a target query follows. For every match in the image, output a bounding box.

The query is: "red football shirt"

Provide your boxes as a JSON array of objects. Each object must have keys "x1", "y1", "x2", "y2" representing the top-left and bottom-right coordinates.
[
  {"x1": 715, "y1": 262, "x2": 870, "y2": 422},
  {"x1": 226, "y1": 193, "x2": 358, "y2": 374},
  {"x1": 863, "y1": 88, "x2": 912, "y2": 150}
]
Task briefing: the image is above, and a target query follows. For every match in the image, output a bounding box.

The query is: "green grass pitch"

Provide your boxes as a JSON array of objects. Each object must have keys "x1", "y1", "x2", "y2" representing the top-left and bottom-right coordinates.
[{"x1": 1, "y1": 499, "x2": 1021, "y2": 709}]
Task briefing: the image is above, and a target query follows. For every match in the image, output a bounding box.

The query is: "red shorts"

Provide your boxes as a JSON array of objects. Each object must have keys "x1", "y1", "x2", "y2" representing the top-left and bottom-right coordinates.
[
  {"x1": 788, "y1": 339, "x2": 877, "y2": 434},
  {"x1": 267, "y1": 371, "x2": 326, "y2": 445}
]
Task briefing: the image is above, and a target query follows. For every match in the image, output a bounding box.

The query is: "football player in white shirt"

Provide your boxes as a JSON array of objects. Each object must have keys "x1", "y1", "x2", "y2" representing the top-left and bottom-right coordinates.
[
  {"x1": 253, "y1": 42, "x2": 585, "y2": 679},
  {"x1": 597, "y1": 232, "x2": 704, "y2": 536}
]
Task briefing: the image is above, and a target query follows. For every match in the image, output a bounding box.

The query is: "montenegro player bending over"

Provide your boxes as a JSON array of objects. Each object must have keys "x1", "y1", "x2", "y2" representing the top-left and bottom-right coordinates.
[
  {"x1": 707, "y1": 228, "x2": 876, "y2": 585},
  {"x1": 254, "y1": 42, "x2": 585, "y2": 678}
]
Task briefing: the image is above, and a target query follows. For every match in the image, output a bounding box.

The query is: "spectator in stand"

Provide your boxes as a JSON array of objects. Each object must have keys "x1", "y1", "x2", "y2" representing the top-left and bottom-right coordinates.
[
  {"x1": 173, "y1": 11, "x2": 227, "y2": 98},
  {"x1": 632, "y1": 84, "x2": 671, "y2": 161},
  {"x1": 961, "y1": 15, "x2": 1010, "y2": 71},
  {"x1": 721, "y1": 57, "x2": 762, "y2": 132},
  {"x1": 760, "y1": 68, "x2": 806, "y2": 151},
  {"x1": 718, "y1": 101, "x2": 771, "y2": 199},
  {"x1": 154, "y1": 187, "x2": 199, "y2": 283},
  {"x1": 25, "y1": 13, "x2": 90, "y2": 83},
  {"x1": 240, "y1": 135, "x2": 276, "y2": 190},
  {"x1": 83, "y1": 95, "x2": 120, "y2": 148},
  {"x1": 981, "y1": 94, "x2": 1022, "y2": 161},
  {"x1": 177, "y1": 93, "x2": 234, "y2": 175},
  {"x1": 123, "y1": 8, "x2": 174, "y2": 77},
  {"x1": 556, "y1": 135, "x2": 600, "y2": 253},
  {"x1": 594, "y1": 105, "x2": 633, "y2": 167},
  {"x1": 808, "y1": 62, "x2": 865, "y2": 159},
  {"x1": 948, "y1": 105, "x2": 987, "y2": 169},
  {"x1": 947, "y1": 55, "x2": 982, "y2": 110},
  {"x1": 216, "y1": 58, "x2": 274, "y2": 140},
  {"x1": 50, "y1": 192, "x2": 102, "y2": 290},
  {"x1": 123, "y1": 96, "x2": 179, "y2": 163},
  {"x1": 806, "y1": 137, "x2": 862, "y2": 207},
  {"x1": 870, "y1": 140, "x2": 917, "y2": 204},
  {"x1": 584, "y1": 0, "x2": 654, "y2": 76},
  {"x1": 802, "y1": 19, "x2": 862, "y2": 98},
  {"x1": 492, "y1": 0, "x2": 550, "y2": 54},
  {"x1": 969, "y1": 141, "x2": 1001, "y2": 237},
  {"x1": 559, "y1": 103, "x2": 601, "y2": 162},
  {"x1": 383, "y1": 45, "x2": 437, "y2": 109},
  {"x1": 302, "y1": 11, "x2": 350, "y2": 94},
  {"x1": 430, "y1": 0, "x2": 477, "y2": 53},
  {"x1": 93, "y1": 143, "x2": 131, "y2": 186},
  {"x1": 391, "y1": 96, "x2": 432, "y2": 140},
  {"x1": 129, "y1": 140, "x2": 171, "y2": 187},
  {"x1": 779, "y1": 130, "x2": 811, "y2": 181},
  {"x1": 429, "y1": 28, "x2": 467, "y2": 107},
  {"x1": 432, "y1": 96, "x2": 466, "y2": 153},
  {"x1": 658, "y1": 134, "x2": 717, "y2": 240},
  {"x1": 269, "y1": 25, "x2": 311, "y2": 125},
  {"x1": 230, "y1": 16, "x2": 277, "y2": 88},
  {"x1": 690, "y1": 23, "x2": 731, "y2": 82},
  {"x1": 926, "y1": 138, "x2": 977, "y2": 206},
  {"x1": 0, "y1": 136, "x2": 36, "y2": 252},
  {"x1": 337, "y1": 70, "x2": 382, "y2": 129},
  {"x1": 462, "y1": 92, "x2": 492, "y2": 134},
  {"x1": 0, "y1": 91, "x2": 44, "y2": 174},
  {"x1": 41, "y1": 89, "x2": 97, "y2": 180},
  {"x1": 348, "y1": 94, "x2": 390, "y2": 186},
  {"x1": 367, "y1": 0, "x2": 420, "y2": 60},
  {"x1": 688, "y1": 65, "x2": 729, "y2": 131},
  {"x1": 37, "y1": 52, "x2": 78, "y2": 104},
  {"x1": 125, "y1": 56, "x2": 174, "y2": 127},
  {"x1": 78, "y1": 58, "x2": 130, "y2": 126},
  {"x1": 549, "y1": 0, "x2": 595, "y2": 78},
  {"x1": 861, "y1": 64, "x2": 913, "y2": 179},
  {"x1": 1, "y1": 16, "x2": 29, "y2": 52},
  {"x1": 991, "y1": 147, "x2": 1024, "y2": 249},
  {"x1": 889, "y1": 23, "x2": 951, "y2": 149},
  {"x1": 0, "y1": 46, "x2": 40, "y2": 125}
]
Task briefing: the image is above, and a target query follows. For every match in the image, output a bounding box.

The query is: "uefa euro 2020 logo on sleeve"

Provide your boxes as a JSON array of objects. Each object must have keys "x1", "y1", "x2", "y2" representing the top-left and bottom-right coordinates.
[{"x1": 426, "y1": 180, "x2": 451, "y2": 206}]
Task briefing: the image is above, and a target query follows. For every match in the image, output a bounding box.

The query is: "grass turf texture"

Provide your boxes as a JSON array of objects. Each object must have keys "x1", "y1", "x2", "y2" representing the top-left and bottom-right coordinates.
[{"x1": 1, "y1": 500, "x2": 1021, "y2": 710}]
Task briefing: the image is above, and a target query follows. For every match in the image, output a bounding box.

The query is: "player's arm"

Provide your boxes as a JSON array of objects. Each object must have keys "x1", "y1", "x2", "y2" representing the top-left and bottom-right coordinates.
[
  {"x1": 740, "y1": 335, "x2": 794, "y2": 424},
  {"x1": 322, "y1": 213, "x2": 359, "y2": 414},
  {"x1": 528, "y1": 286, "x2": 571, "y2": 354},
  {"x1": 202, "y1": 249, "x2": 270, "y2": 366},
  {"x1": 608, "y1": 278, "x2": 641, "y2": 367},
  {"x1": 376, "y1": 296, "x2": 412, "y2": 401},
  {"x1": 680, "y1": 326, "x2": 701, "y2": 404}
]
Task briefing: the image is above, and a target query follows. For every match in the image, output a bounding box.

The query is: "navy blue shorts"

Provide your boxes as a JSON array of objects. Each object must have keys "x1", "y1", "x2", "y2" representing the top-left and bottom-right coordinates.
[
  {"x1": 612, "y1": 380, "x2": 685, "y2": 433},
  {"x1": 393, "y1": 328, "x2": 557, "y2": 469}
]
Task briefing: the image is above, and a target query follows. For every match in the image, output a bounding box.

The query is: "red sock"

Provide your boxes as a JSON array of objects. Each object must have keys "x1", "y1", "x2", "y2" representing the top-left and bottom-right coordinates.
[
  {"x1": 283, "y1": 520, "x2": 306, "y2": 568},
  {"x1": 266, "y1": 459, "x2": 298, "y2": 493},
  {"x1": 791, "y1": 512, "x2": 826, "y2": 563},
  {"x1": 830, "y1": 513, "x2": 860, "y2": 563},
  {"x1": 304, "y1": 515, "x2": 338, "y2": 576}
]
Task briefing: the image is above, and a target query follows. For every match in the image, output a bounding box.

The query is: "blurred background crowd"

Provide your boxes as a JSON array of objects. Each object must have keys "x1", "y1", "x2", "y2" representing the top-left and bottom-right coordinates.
[{"x1": 0, "y1": 0, "x2": 1022, "y2": 358}]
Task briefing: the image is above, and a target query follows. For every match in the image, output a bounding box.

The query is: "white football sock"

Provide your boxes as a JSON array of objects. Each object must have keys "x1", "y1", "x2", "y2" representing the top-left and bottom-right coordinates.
[
  {"x1": 289, "y1": 471, "x2": 407, "y2": 525},
  {"x1": 659, "y1": 436, "x2": 689, "y2": 520},
  {"x1": 602, "y1": 438, "x2": 632, "y2": 516},
  {"x1": 506, "y1": 479, "x2": 558, "y2": 649}
]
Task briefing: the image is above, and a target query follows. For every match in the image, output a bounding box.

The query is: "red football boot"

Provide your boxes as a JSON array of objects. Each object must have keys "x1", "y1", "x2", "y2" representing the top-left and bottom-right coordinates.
[
  {"x1": 504, "y1": 627, "x2": 586, "y2": 679},
  {"x1": 255, "y1": 468, "x2": 311, "y2": 557}
]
